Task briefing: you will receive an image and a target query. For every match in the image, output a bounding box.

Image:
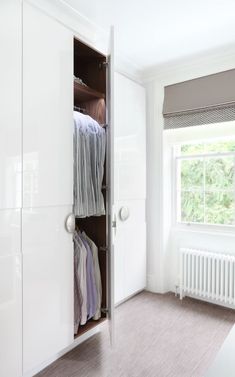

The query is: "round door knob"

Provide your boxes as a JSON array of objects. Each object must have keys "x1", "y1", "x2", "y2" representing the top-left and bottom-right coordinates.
[
  {"x1": 119, "y1": 206, "x2": 130, "y2": 221},
  {"x1": 65, "y1": 213, "x2": 75, "y2": 233}
]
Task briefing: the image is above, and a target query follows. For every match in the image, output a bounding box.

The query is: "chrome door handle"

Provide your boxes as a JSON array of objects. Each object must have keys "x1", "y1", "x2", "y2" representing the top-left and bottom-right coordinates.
[{"x1": 65, "y1": 213, "x2": 75, "y2": 233}]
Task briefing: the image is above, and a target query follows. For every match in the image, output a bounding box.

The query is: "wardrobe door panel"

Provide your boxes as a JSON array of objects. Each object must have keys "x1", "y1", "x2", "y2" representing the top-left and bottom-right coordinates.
[
  {"x1": 121, "y1": 200, "x2": 146, "y2": 297},
  {"x1": 0, "y1": 1, "x2": 22, "y2": 377},
  {"x1": 22, "y1": 206, "x2": 73, "y2": 373},
  {"x1": 0, "y1": 253, "x2": 22, "y2": 377},
  {"x1": 0, "y1": 209, "x2": 21, "y2": 257},
  {"x1": 23, "y1": 3, "x2": 74, "y2": 373},
  {"x1": 107, "y1": 28, "x2": 115, "y2": 344},
  {"x1": 0, "y1": 210, "x2": 22, "y2": 377},
  {"x1": 114, "y1": 73, "x2": 146, "y2": 303},
  {"x1": 23, "y1": 2, "x2": 73, "y2": 208},
  {"x1": 114, "y1": 229, "x2": 125, "y2": 303},
  {"x1": 114, "y1": 199, "x2": 146, "y2": 304},
  {"x1": 114, "y1": 73, "x2": 146, "y2": 201},
  {"x1": 0, "y1": 0, "x2": 22, "y2": 210}
]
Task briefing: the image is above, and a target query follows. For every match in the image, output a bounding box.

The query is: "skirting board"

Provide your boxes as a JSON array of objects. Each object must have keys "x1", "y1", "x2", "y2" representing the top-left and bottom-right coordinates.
[
  {"x1": 115, "y1": 289, "x2": 146, "y2": 307},
  {"x1": 181, "y1": 292, "x2": 235, "y2": 311},
  {"x1": 23, "y1": 321, "x2": 107, "y2": 377}
]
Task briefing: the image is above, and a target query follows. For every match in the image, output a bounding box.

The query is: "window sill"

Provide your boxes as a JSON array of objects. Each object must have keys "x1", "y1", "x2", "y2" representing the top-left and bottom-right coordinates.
[{"x1": 172, "y1": 222, "x2": 235, "y2": 237}]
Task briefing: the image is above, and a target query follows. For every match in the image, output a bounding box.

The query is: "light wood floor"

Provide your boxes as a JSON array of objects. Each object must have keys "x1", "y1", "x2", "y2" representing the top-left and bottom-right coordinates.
[{"x1": 36, "y1": 292, "x2": 235, "y2": 377}]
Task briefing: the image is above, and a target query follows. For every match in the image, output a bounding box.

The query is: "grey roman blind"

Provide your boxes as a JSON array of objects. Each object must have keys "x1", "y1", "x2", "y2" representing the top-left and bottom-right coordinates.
[{"x1": 163, "y1": 69, "x2": 235, "y2": 129}]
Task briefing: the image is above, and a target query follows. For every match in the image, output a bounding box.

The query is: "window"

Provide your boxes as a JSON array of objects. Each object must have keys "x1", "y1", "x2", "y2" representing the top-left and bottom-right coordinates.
[{"x1": 175, "y1": 140, "x2": 235, "y2": 226}]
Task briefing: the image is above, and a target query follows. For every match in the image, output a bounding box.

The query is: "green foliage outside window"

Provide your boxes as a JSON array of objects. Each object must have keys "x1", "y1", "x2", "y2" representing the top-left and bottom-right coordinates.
[{"x1": 179, "y1": 140, "x2": 235, "y2": 225}]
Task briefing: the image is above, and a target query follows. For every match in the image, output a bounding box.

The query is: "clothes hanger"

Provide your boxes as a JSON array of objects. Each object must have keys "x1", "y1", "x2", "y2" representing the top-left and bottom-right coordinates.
[{"x1": 74, "y1": 105, "x2": 87, "y2": 113}]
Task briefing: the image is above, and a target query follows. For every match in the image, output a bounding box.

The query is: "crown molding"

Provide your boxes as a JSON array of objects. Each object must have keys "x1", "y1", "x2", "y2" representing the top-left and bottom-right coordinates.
[
  {"x1": 24, "y1": 0, "x2": 109, "y2": 55},
  {"x1": 141, "y1": 43, "x2": 235, "y2": 85},
  {"x1": 24, "y1": 0, "x2": 144, "y2": 84},
  {"x1": 115, "y1": 53, "x2": 144, "y2": 84}
]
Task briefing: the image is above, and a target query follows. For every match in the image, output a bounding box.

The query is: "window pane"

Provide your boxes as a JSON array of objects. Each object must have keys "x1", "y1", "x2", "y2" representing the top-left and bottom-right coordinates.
[
  {"x1": 181, "y1": 192, "x2": 204, "y2": 223},
  {"x1": 204, "y1": 140, "x2": 235, "y2": 153},
  {"x1": 181, "y1": 143, "x2": 204, "y2": 155},
  {"x1": 181, "y1": 159, "x2": 203, "y2": 190},
  {"x1": 205, "y1": 157, "x2": 234, "y2": 190},
  {"x1": 205, "y1": 192, "x2": 235, "y2": 225}
]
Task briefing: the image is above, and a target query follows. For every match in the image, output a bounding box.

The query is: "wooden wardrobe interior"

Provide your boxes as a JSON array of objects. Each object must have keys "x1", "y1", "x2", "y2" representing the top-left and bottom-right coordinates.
[{"x1": 73, "y1": 38, "x2": 107, "y2": 338}]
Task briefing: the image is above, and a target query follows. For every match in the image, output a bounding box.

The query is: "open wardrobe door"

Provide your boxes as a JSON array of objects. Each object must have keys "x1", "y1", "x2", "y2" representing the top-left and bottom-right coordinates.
[
  {"x1": 113, "y1": 36, "x2": 146, "y2": 305},
  {"x1": 107, "y1": 26, "x2": 115, "y2": 346}
]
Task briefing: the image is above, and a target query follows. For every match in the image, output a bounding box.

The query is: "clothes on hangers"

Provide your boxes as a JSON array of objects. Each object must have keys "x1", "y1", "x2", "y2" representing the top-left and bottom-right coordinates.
[
  {"x1": 73, "y1": 111, "x2": 106, "y2": 218},
  {"x1": 73, "y1": 75, "x2": 88, "y2": 87},
  {"x1": 74, "y1": 234, "x2": 87, "y2": 331},
  {"x1": 81, "y1": 235, "x2": 97, "y2": 320},
  {"x1": 74, "y1": 245, "x2": 82, "y2": 332},
  {"x1": 82, "y1": 231, "x2": 102, "y2": 321},
  {"x1": 74, "y1": 230, "x2": 102, "y2": 334}
]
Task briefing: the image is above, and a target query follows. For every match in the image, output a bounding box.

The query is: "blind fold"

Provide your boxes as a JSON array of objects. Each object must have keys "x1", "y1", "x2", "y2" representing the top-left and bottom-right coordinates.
[{"x1": 163, "y1": 69, "x2": 235, "y2": 129}]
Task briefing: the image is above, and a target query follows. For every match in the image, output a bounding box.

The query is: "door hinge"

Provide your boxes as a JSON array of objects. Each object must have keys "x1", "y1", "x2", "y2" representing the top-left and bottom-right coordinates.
[
  {"x1": 99, "y1": 246, "x2": 109, "y2": 253},
  {"x1": 99, "y1": 61, "x2": 109, "y2": 70},
  {"x1": 102, "y1": 184, "x2": 109, "y2": 191},
  {"x1": 101, "y1": 307, "x2": 109, "y2": 314}
]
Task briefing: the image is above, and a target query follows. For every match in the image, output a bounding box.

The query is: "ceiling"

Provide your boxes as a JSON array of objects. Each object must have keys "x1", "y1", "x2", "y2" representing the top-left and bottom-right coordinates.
[{"x1": 65, "y1": 0, "x2": 235, "y2": 72}]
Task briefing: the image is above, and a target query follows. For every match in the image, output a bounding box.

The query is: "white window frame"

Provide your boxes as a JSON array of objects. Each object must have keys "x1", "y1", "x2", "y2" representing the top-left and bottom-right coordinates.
[{"x1": 174, "y1": 145, "x2": 235, "y2": 231}]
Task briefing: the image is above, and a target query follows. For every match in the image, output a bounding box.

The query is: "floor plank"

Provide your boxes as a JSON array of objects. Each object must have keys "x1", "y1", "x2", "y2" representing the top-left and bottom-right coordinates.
[{"x1": 36, "y1": 292, "x2": 235, "y2": 377}]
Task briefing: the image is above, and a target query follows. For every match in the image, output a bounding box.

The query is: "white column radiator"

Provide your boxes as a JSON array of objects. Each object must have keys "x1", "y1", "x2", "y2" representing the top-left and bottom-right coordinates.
[{"x1": 179, "y1": 248, "x2": 235, "y2": 307}]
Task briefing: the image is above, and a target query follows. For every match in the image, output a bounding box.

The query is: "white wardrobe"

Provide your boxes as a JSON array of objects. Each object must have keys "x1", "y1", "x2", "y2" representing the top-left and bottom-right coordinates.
[{"x1": 0, "y1": 1, "x2": 146, "y2": 376}]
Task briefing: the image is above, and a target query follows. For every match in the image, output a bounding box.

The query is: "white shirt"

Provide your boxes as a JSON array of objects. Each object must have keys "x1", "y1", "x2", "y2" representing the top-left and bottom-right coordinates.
[
  {"x1": 82, "y1": 232, "x2": 102, "y2": 320},
  {"x1": 74, "y1": 232, "x2": 87, "y2": 326}
]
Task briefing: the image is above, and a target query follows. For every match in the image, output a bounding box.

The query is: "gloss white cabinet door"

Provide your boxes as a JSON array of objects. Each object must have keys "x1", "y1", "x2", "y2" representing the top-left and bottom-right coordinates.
[
  {"x1": 107, "y1": 27, "x2": 115, "y2": 344},
  {"x1": 23, "y1": 3, "x2": 73, "y2": 208},
  {"x1": 0, "y1": 1, "x2": 22, "y2": 377},
  {"x1": 118, "y1": 200, "x2": 146, "y2": 298},
  {"x1": 0, "y1": 211, "x2": 22, "y2": 377},
  {"x1": 114, "y1": 73, "x2": 146, "y2": 304},
  {"x1": 22, "y1": 207, "x2": 73, "y2": 373},
  {"x1": 22, "y1": 3, "x2": 73, "y2": 374},
  {"x1": 114, "y1": 73, "x2": 146, "y2": 201},
  {"x1": 0, "y1": 0, "x2": 21, "y2": 210},
  {"x1": 114, "y1": 199, "x2": 146, "y2": 304}
]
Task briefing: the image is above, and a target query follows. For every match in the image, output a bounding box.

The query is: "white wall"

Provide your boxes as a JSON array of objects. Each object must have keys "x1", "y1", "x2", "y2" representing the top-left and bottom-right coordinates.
[
  {"x1": 145, "y1": 51, "x2": 235, "y2": 294},
  {"x1": 146, "y1": 81, "x2": 166, "y2": 292}
]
